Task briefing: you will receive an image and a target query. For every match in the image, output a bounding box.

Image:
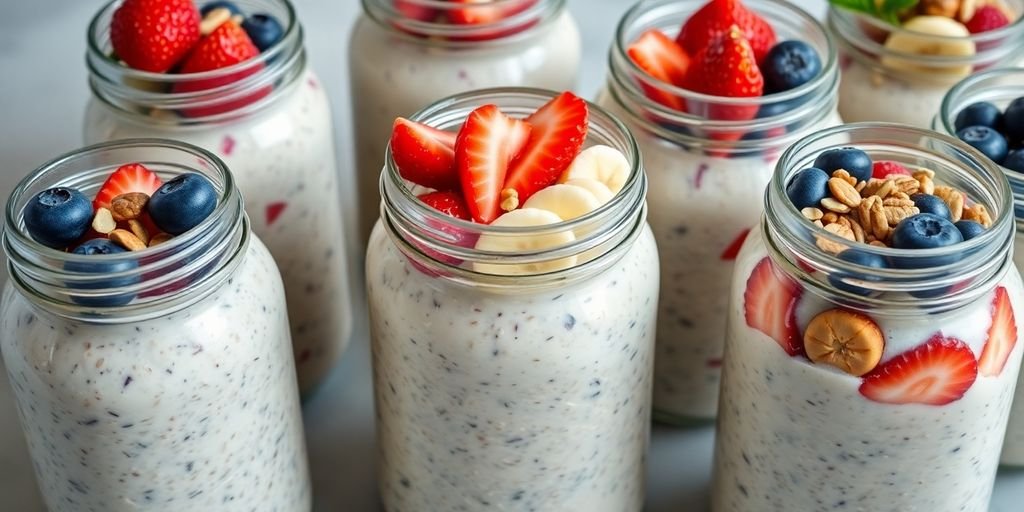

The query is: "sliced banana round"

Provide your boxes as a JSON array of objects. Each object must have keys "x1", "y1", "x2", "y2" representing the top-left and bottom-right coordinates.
[
  {"x1": 803, "y1": 309, "x2": 885, "y2": 377},
  {"x1": 523, "y1": 184, "x2": 602, "y2": 221},
  {"x1": 473, "y1": 208, "x2": 578, "y2": 276},
  {"x1": 881, "y1": 16, "x2": 975, "y2": 79},
  {"x1": 558, "y1": 145, "x2": 630, "y2": 196},
  {"x1": 563, "y1": 178, "x2": 615, "y2": 205}
]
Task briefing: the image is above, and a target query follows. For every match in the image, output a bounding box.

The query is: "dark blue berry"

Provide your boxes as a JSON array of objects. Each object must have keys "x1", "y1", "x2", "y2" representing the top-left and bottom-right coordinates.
[
  {"x1": 762, "y1": 40, "x2": 822, "y2": 94},
  {"x1": 910, "y1": 193, "x2": 951, "y2": 220},
  {"x1": 147, "y1": 173, "x2": 218, "y2": 235},
  {"x1": 1004, "y1": 97, "x2": 1024, "y2": 143},
  {"x1": 1004, "y1": 150, "x2": 1024, "y2": 173},
  {"x1": 954, "y1": 220, "x2": 987, "y2": 241},
  {"x1": 23, "y1": 187, "x2": 93, "y2": 249},
  {"x1": 200, "y1": 1, "x2": 241, "y2": 16},
  {"x1": 242, "y1": 14, "x2": 284, "y2": 52},
  {"x1": 890, "y1": 213, "x2": 964, "y2": 268},
  {"x1": 786, "y1": 167, "x2": 830, "y2": 209},
  {"x1": 66, "y1": 239, "x2": 138, "y2": 307},
  {"x1": 957, "y1": 125, "x2": 1008, "y2": 164},
  {"x1": 954, "y1": 102, "x2": 1003, "y2": 132},
  {"x1": 812, "y1": 147, "x2": 872, "y2": 183},
  {"x1": 829, "y1": 249, "x2": 886, "y2": 296}
]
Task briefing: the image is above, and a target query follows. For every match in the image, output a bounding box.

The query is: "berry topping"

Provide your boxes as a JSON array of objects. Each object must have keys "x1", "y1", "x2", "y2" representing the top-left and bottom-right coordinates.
[
  {"x1": 147, "y1": 173, "x2": 218, "y2": 235},
  {"x1": 1004, "y1": 150, "x2": 1024, "y2": 173},
  {"x1": 829, "y1": 249, "x2": 886, "y2": 296},
  {"x1": 417, "y1": 190, "x2": 472, "y2": 220},
  {"x1": 448, "y1": 0, "x2": 534, "y2": 25},
  {"x1": 390, "y1": 118, "x2": 458, "y2": 191},
  {"x1": 1004, "y1": 97, "x2": 1024, "y2": 142},
  {"x1": 979, "y1": 286, "x2": 1017, "y2": 377},
  {"x1": 954, "y1": 102, "x2": 1004, "y2": 132},
  {"x1": 681, "y1": 26, "x2": 764, "y2": 122},
  {"x1": 871, "y1": 160, "x2": 912, "y2": 179},
  {"x1": 743, "y1": 257, "x2": 802, "y2": 355},
  {"x1": 803, "y1": 308, "x2": 885, "y2": 376},
  {"x1": 956, "y1": 125, "x2": 1008, "y2": 164},
  {"x1": 67, "y1": 238, "x2": 138, "y2": 307},
  {"x1": 503, "y1": 91, "x2": 588, "y2": 204},
  {"x1": 812, "y1": 147, "x2": 873, "y2": 183},
  {"x1": 455, "y1": 104, "x2": 532, "y2": 223},
  {"x1": 173, "y1": 20, "x2": 265, "y2": 117},
  {"x1": 761, "y1": 40, "x2": 822, "y2": 93},
  {"x1": 626, "y1": 30, "x2": 691, "y2": 110},
  {"x1": 110, "y1": 0, "x2": 201, "y2": 72},
  {"x1": 241, "y1": 13, "x2": 284, "y2": 51},
  {"x1": 677, "y1": 0, "x2": 776, "y2": 62},
  {"x1": 201, "y1": 1, "x2": 242, "y2": 16},
  {"x1": 394, "y1": 0, "x2": 437, "y2": 22},
  {"x1": 24, "y1": 188, "x2": 94, "y2": 249},
  {"x1": 72, "y1": 238, "x2": 129, "y2": 256},
  {"x1": 954, "y1": 219, "x2": 987, "y2": 240},
  {"x1": 910, "y1": 193, "x2": 952, "y2": 220},
  {"x1": 720, "y1": 228, "x2": 751, "y2": 260},
  {"x1": 93, "y1": 163, "x2": 163, "y2": 211},
  {"x1": 859, "y1": 335, "x2": 978, "y2": 406},
  {"x1": 891, "y1": 213, "x2": 963, "y2": 253},
  {"x1": 966, "y1": 5, "x2": 1011, "y2": 33},
  {"x1": 785, "y1": 167, "x2": 830, "y2": 210}
]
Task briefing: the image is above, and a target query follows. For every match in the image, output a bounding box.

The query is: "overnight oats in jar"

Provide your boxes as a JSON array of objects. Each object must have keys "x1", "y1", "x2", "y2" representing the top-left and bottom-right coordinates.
[
  {"x1": 83, "y1": 0, "x2": 352, "y2": 395},
  {"x1": 828, "y1": 0, "x2": 1024, "y2": 127},
  {"x1": 935, "y1": 67, "x2": 1024, "y2": 466},
  {"x1": 711, "y1": 124, "x2": 1022, "y2": 511},
  {"x1": 349, "y1": 0, "x2": 581, "y2": 244},
  {"x1": 597, "y1": 0, "x2": 841, "y2": 423},
  {"x1": 0, "y1": 139, "x2": 310, "y2": 512},
  {"x1": 367, "y1": 88, "x2": 658, "y2": 511}
]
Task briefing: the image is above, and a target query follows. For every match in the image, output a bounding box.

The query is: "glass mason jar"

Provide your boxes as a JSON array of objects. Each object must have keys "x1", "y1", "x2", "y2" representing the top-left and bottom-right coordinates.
[
  {"x1": 935, "y1": 67, "x2": 1024, "y2": 467},
  {"x1": 596, "y1": 0, "x2": 842, "y2": 423},
  {"x1": 367, "y1": 89, "x2": 658, "y2": 511},
  {"x1": 0, "y1": 139, "x2": 311, "y2": 511},
  {"x1": 711, "y1": 124, "x2": 1022, "y2": 511},
  {"x1": 84, "y1": 0, "x2": 352, "y2": 396},
  {"x1": 350, "y1": 0, "x2": 582, "y2": 245},
  {"x1": 829, "y1": 1, "x2": 1024, "y2": 128}
]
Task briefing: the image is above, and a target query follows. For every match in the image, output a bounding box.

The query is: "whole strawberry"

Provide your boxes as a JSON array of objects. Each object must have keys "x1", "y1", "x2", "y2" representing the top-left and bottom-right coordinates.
[
  {"x1": 683, "y1": 25, "x2": 764, "y2": 121},
  {"x1": 174, "y1": 20, "x2": 265, "y2": 117},
  {"x1": 110, "y1": 0, "x2": 201, "y2": 72},
  {"x1": 677, "y1": 0, "x2": 776, "y2": 63}
]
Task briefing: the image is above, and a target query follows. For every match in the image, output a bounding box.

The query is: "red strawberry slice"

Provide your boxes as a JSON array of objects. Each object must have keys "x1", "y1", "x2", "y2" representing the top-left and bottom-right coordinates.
[
  {"x1": 743, "y1": 257, "x2": 802, "y2": 355},
  {"x1": 93, "y1": 163, "x2": 163, "y2": 210},
  {"x1": 681, "y1": 26, "x2": 763, "y2": 126},
  {"x1": 720, "y1": 228, "x2": 751, "y2": 260},
  {"x1": 859, "y1": 334, "x2": 978, "y2": 406},
  {"x1": 395, "y1": 0, "x2": 438, "y2": 22},
  {"x1": 110, "y1": 0, "x2": 201, "y2": 73},
  {"x1": 391, "y1": 118, "x2": 459, "y2": 191},
  {"x1": 676, "y1": 0, "x2": 776, "y2": 63},
  {"x1": 456, "y1": 104, "x2": 532, "y2": 223},
  {"x1": 410, "y1": 191, "x2": 477, "y2": 275},
  {"x1": 266, "y1": 201, "x2": 288, "y2": 227},
  {"x1": 967, "y1": 5, "x2": 1010, "y2": 34},
  {"x1": 871, "y1": 160, "x2": 912, "y2": 179},
  {"x1": 503, "y1": 92, "x2": 588, "y2": 204},
  {"x1": 173, "y1": 21, "x2": 267, "y2": 117},
  {"x1": 626, "y1": 30, "x2": 691, "y2": 111},
  {"x1": 448, "y1": 0, "x2": 538, "y2": 40},
  {"x1": 418, "y1": 191, "x2": 472, "y2": 220},
  {"x1": 979, "y1": 286, "x2": 1018, "y2": 377}
]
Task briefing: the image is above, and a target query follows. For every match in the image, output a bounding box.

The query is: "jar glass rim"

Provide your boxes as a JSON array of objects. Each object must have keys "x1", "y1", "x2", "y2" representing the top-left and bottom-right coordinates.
[{"x1": 360, "y1": 0, "x2": 565, "y2": 43}]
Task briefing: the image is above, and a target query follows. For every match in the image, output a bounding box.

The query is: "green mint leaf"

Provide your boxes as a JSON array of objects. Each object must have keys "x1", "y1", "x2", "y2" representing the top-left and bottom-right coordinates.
[
  {"x1": 882, "y1": 0, "x2": 920, "y2": 16},
  {"x1": 829, "y1": 0, "x2": 876, "y2": 14}
]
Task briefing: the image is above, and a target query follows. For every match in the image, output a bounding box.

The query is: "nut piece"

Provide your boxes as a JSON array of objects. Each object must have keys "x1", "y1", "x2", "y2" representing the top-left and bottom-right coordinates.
[
  {"x1": 816, "y1": 222, "x2": 855, "y2": 254},
  {"x1": 803, "y1": 309, "x2": 885, "y2": 376},
  {"x1": 91, "y1": 207, "x2": 116, "y2": 234},
  {"x1": 829, "y1": 177, "x2": 863, "y2": 208},
  {"x1": 149, "y1": 232, "x2": 174, "y2": 247},
  {"x1": 200, "y1": 7, "x2": 232, "y2": 35},
  {"x1": 109, "y1": 229, "x2": 147, "y2": 251},
  {"x1": 110, "y1": 192, "x2": 149, "y2": 222},
  {"x1": 127, "y1": 219, "x2": 150, "y2": 245},
  {"x1": 801, "y1": 207, "x2": 824, "y2": 221},
  {"x1": 500, "y1": 188, "x2": 519, "y2": 212},
  {"x1": 821, "y1": 197, "x2": 852, "y2": 214},
  {"x1": 962, "y1": 204, "x2": 994, "y2": 228},
  {"x1": 832, "y1": 169, "x2": 857, "y2": 186}
]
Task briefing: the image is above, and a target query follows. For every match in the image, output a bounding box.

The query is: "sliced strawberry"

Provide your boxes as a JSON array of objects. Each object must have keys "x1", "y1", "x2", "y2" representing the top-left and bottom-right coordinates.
[
  {"x1": 447, "y1": 0, "x2": 538, "y2": 41},
  {"x1": 966, "y1": 5, "x2": 1010, "y2": 34},
  {"x1": 173, "y1": 21, "x2": 267, "y2": 117},
  {"x1": 93, "y1": 163, "x2": 163, "y2": 210},
  {"x1": 626, "y1": 30, "x2": 691, "y2": 111},
  {"x1": 676, "y1": 0, "x2": 776, "y2": 63},
  {"x1": 871, "y1": 160, "x2": 912, "y2": 179},
  {"x1": 110, "y1": 0, "x2": 201, "y2": 73},
  {"x1": 720, "y1": 228, "x2": 751, "y2": 260},
  {"x1": 503, "y1": 92, "x2": 588, "y2": 204},
  {"x1": 266, "y1": 201, "x2": 288, "y2": 227},
  {"x1": 859, "y1": 334, "x2": 978, "y2": 406},
  {"x1": 979, "y1": 286, "x2": 1018, "y2": 377},
  {"x1": 456, "y1": 105, "x2": 532, "y2": 223},
  {"x1": 743, "y1": 257, "x2": 802, "y2": 355},
  {"x1": 391, "y1": 118, "x2": 458, "y2": 191},
  {"x1": 418, "y1": 191, "x2": 472, "y2": 220},
  {"x1": 410, "y1": 191, "x2": 477, "y2": 275},
  {"x1": 682, "y1": 26, "x2": 763, "y2": 125},
  {"x1": 395, "y1": 0, "x2": 438, "y2": 22}
]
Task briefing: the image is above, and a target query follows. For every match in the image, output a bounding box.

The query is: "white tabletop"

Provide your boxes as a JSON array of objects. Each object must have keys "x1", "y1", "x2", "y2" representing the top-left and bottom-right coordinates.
[{"x1": 1, "y1": 0, "x2": 1023, "y2": 510}]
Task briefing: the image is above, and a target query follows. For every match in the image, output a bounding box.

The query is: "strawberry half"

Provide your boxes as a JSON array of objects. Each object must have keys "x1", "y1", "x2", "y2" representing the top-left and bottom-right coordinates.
[
  {"x1": 859, "y1": 334, "x2": 978, "y2": 406},
  {"x1": 110, "y1": 0, "x2": 201, "y2": 73},
  {"x1": 503, "y1": 92, "x2": 588, "y2": 204},
  {"x1": 719, "y1": 228, "x2": 751, "y2": 260},
  {"x1": 173, "y1": 21, "x2": 267, "y2": 117},
  {"x1": 418, "y1": 191, "x2": 471, "y2": 220},
  {"x1": 871, "y1": 160, "x2": 912, "y2": 179},
  {"x1": 682, "y1": 26, "x2": 763, "y2": 124},
  {"x1": 456, "y1": 105, "x2": 532, "y2": 223},
  {"x1": 979, "y1": 286, "x2": 1018, "y2": 377},
  {"x1": 93, "y1": 163, "x2": 163, "y2": 211},
  {"x1": 391, "y1": 118, "x2": 459, "y2": 191},
  {"x1": 743, "y1": 256, "x2": 802, "y2": 355},
  {"x1": 676, "y1": 0, "x2": 776, "y2": 63},
  {"x1": 626, "y1": 30, "x2": 691, "y2": 111}
]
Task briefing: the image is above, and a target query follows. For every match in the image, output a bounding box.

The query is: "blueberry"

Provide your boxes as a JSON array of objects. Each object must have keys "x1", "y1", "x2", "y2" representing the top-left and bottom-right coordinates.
[
  {"x1": 1005, "y1": 97, "x2": 1024, "y2": 143},
  {"x1": 890, "y1": 213, "x2": 964, "y2": 268},
  {"x1": 66, "y1": 239, "x2": 138, "y2": 307},
  {"x1": 762, "y1": 40, "x2": 822, "y2": 94},
  {"x1": 957, "y1": 125, "x2": 1008, "y2": 164},
  {"x1": 147, "y1": 173, "x2": 218, "y2": 235},
  {"x1": 23, "y1": 187, "x2": 93, "y2": 249},
  {"x1": 1004, "y1": 150, "x2": 1024, "y2": 173},
  {"x1": 954, "y1": 102, "x2": 1003, "y2": 132},
  {"x1": 242, "y1": 14, "x2": 284, "y2": 52},
  {"x1": 786, "y1": 167, "x2": 830, "y2": 209},
  {"x1": 200, "y1": 1, "x2": 241, "y2": 15},
  {"x1": 812, "y1": 147, "x2": 873, "y2": 183},
  {"x1": 954, "y1": 220, "x2": 987, "y2": 240},
  {"x1": 910, "y1": 193, "x2": 951, "y2": 220},
  {"x1": 829, "y1": 249, "x2": 886, "y2": 296}
]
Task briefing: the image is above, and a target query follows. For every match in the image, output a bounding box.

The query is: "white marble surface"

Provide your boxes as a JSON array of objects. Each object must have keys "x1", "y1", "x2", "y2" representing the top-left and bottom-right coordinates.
[{"x1": 1, "y1": 0, "x2": 1022, "y2": 510}]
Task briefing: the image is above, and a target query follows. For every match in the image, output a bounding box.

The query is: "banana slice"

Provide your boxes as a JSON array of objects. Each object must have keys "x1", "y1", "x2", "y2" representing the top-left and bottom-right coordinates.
[
  {"x1": 559, "y1": 145, "x2": 630, "y2": 196},
  {"x1": 803, "y1": 309, "x2": 885, "y2": 377},
  {"x1": 473, "y1": 208, "x2": 578, "y2": 276},
  {"x1": 881, "y1": 16, "x2": 975, "y2": 79},
  {"x1": 523, "y1": 184, "x2": 602, "y2": 221},
  {"x1": 563, "y1": 178, "x2": 615, "y2": 205}
]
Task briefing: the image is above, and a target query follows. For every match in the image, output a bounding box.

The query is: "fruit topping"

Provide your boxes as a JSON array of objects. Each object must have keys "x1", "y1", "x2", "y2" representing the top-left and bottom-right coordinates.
[
  {"x1": 966, "y1": 4, "x2": 1011, "y2": 32},
  {"x1": 557, "y1": 145, "x2": 630, "y2": 196},
  {"x1": 241, "y1": 13, "x2": 284, "y2": 51},
  {"x1": 828, "y1": 248, "x2": 887, "y2": 295},
  {"x1": 67, "y1": 238, "x2": 139, "y2": 307},
  {"x1": 743, "y1": 256, "x2": 802, "y2": 355},
  {"x1": 891, "y1": 213, "x2": 963, "y2": 255},
  {"x1": 812, "y1": 147, "x2": 873, "y2": 183},
  {"x1": 677, "y1": 0, "x2": 776, "y2": 62},
  {"x1": 24, "y1": 188, "x2": 94, "y2": 249},
  {"x1": 719, "y1": 228, "x2": 751, "y2": 260},
  {"x1": 391, "y1": 118, "x2": 458, "y2": 191},
  {"x1": 1004, "y1": 97, "x2": 1024, "y2": 142},
  {"x1": 147, "y1": 173, "x2": 219, "y2": 235},
  {"x1": 803, "y1": 308, "x2": 885, "y2": 376},
  {"x1": 110, "y1": 0, "x2": 201, "y2": 73},
  {"x1": 761, "y1": 40, "x2": 822, "y2": 93},
  {"x1": 871, "y1": 160, "x2": 912, "y2": 179},
  {"x1": 455, "y1": 104, "x2": 533, "y2": 224},
  {"x1": 522, "y1": 184, "x2": 602, "y2": 221},
  {"x1": 1004, "y1": 150, "x2": 1024, "y2": 173},
  {"x1": 417, "y1": 190, "x2": 472, "y2": 220},
  {"x1": 909, "y1": 193, "x2": 952, "y2": 220},
  {"x1": 956, "y1": 125, "x2": 1008, "y2": 163},
  {"x1": 881, "y1": 16, "x2": 975, "y2": 78},
  {"x1": 681, "y1": 26, "x2": 764, "y2": 122},
  {"x1": 473, "y1": 208, "x2": 577, "y2": 275},
  {"x1": 626, "y1": 30, "x2": 692, "y2": 110},
  {"x1": 859, "y1": 334, "x2": 978, "y2": 406},
  {"x1": 954, "y1": 101, "x2": 1004, "y2": 131},
  {"x1": 786, "y1": 168, "x2": 830, "y2": 209},
  {"x1": 954, "y1": 219, "x2": 987, "y2": 240},
  {"x1": 979, "y1": 286, "x2": 1018, "y2": 376},
  {"x1": 94, "y1": 163, "x2": 163, "y2": 211},
  {"x1": 201, "y1": 1, "x2": 241, "y2": 16}
]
